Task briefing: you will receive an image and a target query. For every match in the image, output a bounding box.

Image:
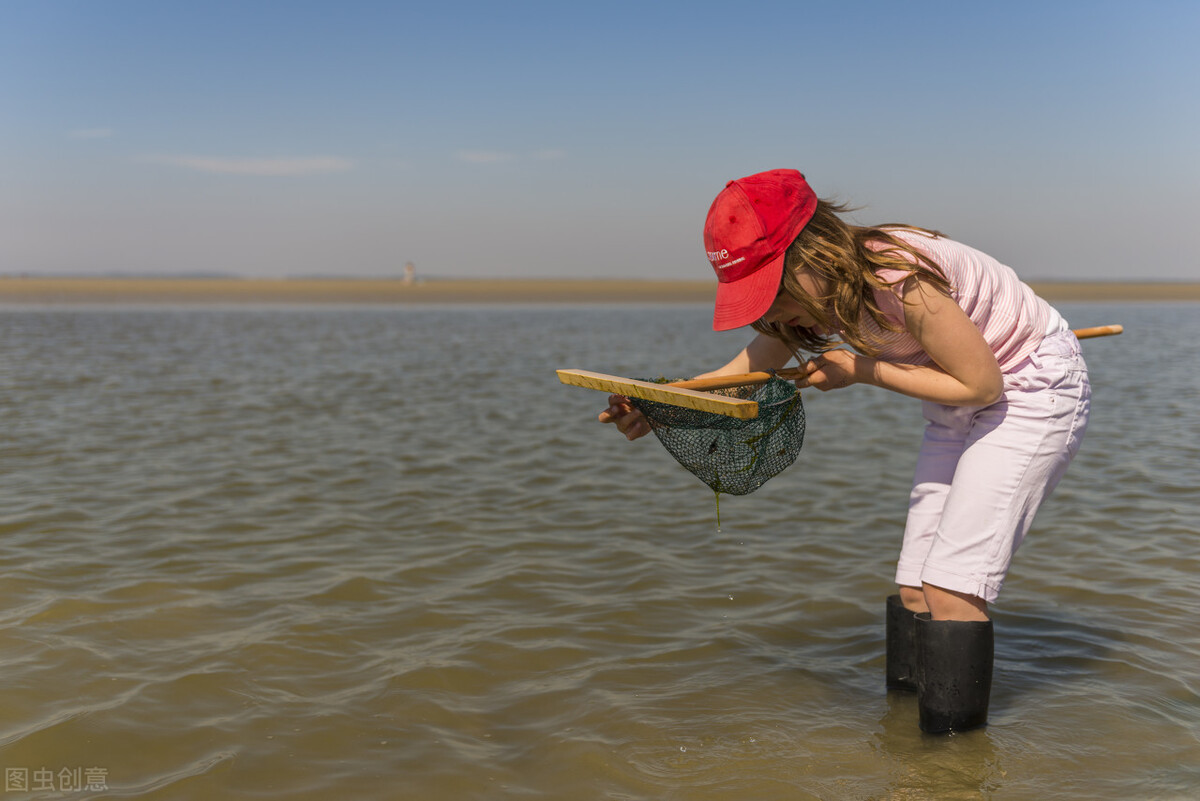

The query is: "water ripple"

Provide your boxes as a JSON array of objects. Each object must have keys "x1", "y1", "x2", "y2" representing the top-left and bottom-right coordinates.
[{"x1": 0, "y1": 304, "x2": 1196, "y2": 798}]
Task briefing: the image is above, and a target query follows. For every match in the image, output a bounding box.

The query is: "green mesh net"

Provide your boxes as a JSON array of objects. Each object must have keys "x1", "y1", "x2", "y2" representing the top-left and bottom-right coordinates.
[{"x1": 629, "y1": 377, "x2": 805, "y2": 497}]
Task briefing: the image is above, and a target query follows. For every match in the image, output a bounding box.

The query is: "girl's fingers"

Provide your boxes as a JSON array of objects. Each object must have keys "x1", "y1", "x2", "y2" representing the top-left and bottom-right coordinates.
[
  {"x1": 598, "y1": 406, "x2": 650, "y2": 440},
  {"x1": 616, "y1": 410, "x2": 642, "y2": 433},
  {"x1": 599, "y1": 400, "x2": 650, "y2": 439},
  {"x1": 599, "y1": 404, "x2": 631, "y2": 424},
  {"x1": 792, "y1": 357, "x2": 821, "y2": 388},
  {"x1": 597, "y1": 393, "x2": 650, "y2": 440},
  {"x1": 621, "y1": 416, "x2": 649, "y2": 440},
  {"x1": 599, "y1": 394, "x2": 633, "y2": 422}
]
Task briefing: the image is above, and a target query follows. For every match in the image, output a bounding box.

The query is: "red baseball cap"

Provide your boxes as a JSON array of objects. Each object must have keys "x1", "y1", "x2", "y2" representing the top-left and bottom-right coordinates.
[{"x1": 704, "y1": 169, "x2": 818, "y2": 331}]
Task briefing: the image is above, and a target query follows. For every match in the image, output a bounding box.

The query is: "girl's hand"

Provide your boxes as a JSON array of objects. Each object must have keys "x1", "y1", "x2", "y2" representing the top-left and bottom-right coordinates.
[
  {"x1": 795, "y1": 349, "x2": 865, "y2": 392},
  {"x1": 598, "y1": 394, "x2": 651, "y2": 440}
]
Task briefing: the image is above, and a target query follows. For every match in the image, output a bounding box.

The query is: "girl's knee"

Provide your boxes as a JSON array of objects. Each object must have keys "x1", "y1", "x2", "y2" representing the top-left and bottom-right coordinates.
[
  {"x1": 898, "y1": 585, "x2": 928, "y2": 613},
  {"x1": 922, "y1": 583, "x2": 989, "y2": 621}
]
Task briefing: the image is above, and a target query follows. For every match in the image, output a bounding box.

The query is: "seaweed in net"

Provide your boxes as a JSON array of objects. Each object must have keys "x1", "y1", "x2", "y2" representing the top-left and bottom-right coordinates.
[{"x1": 629, "y1": 377, "x2": 805, "y2": 525}]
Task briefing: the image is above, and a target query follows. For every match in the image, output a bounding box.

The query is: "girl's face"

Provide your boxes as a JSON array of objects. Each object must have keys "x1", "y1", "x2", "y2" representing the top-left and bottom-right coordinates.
[{"x1": 760, "y1": 268, "x2": 827, "y2": 328}]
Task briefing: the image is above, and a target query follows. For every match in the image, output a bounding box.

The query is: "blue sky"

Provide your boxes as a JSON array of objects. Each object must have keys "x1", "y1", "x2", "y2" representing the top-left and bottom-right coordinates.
[{"x1": 2, "y1": 0, "x2": 1197, "y2": 280}]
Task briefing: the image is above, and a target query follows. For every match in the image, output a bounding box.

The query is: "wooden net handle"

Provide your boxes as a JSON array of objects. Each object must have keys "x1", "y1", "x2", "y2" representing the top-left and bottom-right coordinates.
[
  {"x1": 669, "y1": 324, "x2": 1124, "y2": 392},
  {"x1": 1071, "y1": 324, "x2": 1123, "y2": 339},
  {"x1": 556, "y1": 369, "x2": 760, "y2": 419}
]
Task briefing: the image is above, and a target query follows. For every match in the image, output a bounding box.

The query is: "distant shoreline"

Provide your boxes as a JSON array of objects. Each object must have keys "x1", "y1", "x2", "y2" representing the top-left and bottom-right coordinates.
[{"x1": 1, "y1": 277, "x2": 1198, "y2": 305}]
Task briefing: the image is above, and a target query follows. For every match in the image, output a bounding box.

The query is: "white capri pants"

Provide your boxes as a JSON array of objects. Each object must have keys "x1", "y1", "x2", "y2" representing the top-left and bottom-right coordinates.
[{"x1": 894, "y1": 330, "x2": 1091, "y2": 603}]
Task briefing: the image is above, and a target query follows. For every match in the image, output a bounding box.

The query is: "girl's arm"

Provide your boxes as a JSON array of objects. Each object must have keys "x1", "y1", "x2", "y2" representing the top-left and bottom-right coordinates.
[
  {"x1": 692, "y1": 332, "x2": 795, "y2": 379},
  {"x1": 800, "y1": 275, "x2": 1004, "y2": 406},
  {"x1": 599, "y1": 333, "x2": 795, "y2": 440}
]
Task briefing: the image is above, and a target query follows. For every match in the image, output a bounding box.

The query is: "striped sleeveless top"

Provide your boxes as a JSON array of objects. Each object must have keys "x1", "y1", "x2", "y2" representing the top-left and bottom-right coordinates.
[{"x1": 851, "y1": 229, "x2": 1063, "y2": 372}]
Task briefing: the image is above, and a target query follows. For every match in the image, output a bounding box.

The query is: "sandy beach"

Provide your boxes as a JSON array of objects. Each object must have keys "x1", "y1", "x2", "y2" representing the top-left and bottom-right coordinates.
[{"x1": 0, "y1": 276, "x2": 1197, "y2": 305}]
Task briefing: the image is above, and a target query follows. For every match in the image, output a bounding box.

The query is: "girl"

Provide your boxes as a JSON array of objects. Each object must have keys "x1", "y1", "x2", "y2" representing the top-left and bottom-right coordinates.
[{"x1": 600, "y1": 169, "x2": 1091, "y2": 733}]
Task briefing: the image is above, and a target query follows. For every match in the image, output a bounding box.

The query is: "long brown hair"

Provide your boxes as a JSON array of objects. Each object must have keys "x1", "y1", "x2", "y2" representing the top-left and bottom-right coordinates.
[{"x1": 750, "y1": 199, "x2": 952, "y2": 357}]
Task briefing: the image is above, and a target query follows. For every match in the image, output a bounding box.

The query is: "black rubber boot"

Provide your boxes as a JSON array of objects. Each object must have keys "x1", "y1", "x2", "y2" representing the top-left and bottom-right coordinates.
[
  {"x1": 885, "y1": 595, "x2": 919, "y2": 691},
  {"x1": 914, "y1": 613, "x2": 994, "y2": 733}
]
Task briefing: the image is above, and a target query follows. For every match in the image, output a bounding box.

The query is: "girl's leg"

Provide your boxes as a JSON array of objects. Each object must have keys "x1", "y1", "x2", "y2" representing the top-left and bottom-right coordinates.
[
  {"x1": 894, "y1": 402, "x2": 973, "y2": 613},
  {"x1": 896, "y1": 333, "x2": 1089, "y2": 619},
  {"x1": 900, "y1": 584, "x2": 987, "y2": 619},
  {"x1": 922, "y1": 583, "x2": 988, "y2": 620},
  {"x1": 893, "y1": 332, "x2": 1089, "y2": 730},
  {"x1": 898, "y1": 585, "x2": 927, "y2": 613},
  {"x1": 918, "y1": 344, "x2": 1090, "y2": 608}
]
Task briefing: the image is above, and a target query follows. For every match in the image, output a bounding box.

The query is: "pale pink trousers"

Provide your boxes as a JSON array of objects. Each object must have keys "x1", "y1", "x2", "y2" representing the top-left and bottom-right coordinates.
[{"x1": 894, "y1": 330, "x2": 1091, "y2": 603}]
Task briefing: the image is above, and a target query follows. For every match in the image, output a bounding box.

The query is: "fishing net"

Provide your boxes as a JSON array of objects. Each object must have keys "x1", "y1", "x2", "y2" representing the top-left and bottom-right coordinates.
[{"x1": 629, "y1": 377, "x2": 805, "y2": 496}]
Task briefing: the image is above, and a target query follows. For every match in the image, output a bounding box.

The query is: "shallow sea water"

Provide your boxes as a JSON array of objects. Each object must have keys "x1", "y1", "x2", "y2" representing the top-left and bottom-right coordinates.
[{"x1": 0, "y1": 301, "x2": 1196, "y2": 799}]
